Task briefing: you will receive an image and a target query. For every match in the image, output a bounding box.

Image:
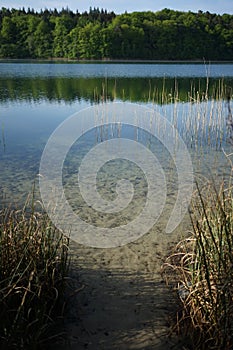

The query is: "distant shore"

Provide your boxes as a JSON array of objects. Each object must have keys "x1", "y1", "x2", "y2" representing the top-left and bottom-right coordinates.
[{"x1": 0, "y1": 58, "x2": 233, "y2": 64}]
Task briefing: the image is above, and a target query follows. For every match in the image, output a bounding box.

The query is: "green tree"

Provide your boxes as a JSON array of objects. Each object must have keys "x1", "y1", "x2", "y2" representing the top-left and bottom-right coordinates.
[
  {"x1": 33, "y1": 18, "x2": 53, "y2": 58},
  {"x1": 0, "y1": 7, "x2": 232, "y2": 60},
  {"x1": 78, "y1": 23, "x2": 102, "y2": 59},
  {"x1": 25, "y1": 15, "x2": 40, "y2": 57},
  {"x1": 0, "y1": 16, "x2": 18, "y2": 57},
  {"x1": 67, "y1": 26, "x2": 80, "y2": 58},
  {"x1": 52, "y1": 15, "x2": 74, "y2": 57}
]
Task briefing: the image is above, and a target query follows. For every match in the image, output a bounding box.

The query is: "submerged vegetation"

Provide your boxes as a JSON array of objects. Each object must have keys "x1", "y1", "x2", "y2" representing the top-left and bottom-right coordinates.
[
  {"x1": 163, "y1": 178, "x2": 233, "y2": 349},
  {"x1": 0, "y1": 197, "x2": 70, "y2": 349},
  {"x1": 0, "y1": 7, "x2": 232, "y2": 60}
]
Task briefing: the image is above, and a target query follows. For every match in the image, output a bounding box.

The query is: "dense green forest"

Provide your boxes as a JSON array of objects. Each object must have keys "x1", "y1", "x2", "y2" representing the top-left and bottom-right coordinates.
[{"x1": 0, "y1": 7, "x2": 232, "y2": 60}]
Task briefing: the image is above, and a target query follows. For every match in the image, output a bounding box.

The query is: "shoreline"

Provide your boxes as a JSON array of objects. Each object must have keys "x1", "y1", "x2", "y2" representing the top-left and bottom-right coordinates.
[{"x1": 0, "y1": 58, "x2": 233, "y2": 64}]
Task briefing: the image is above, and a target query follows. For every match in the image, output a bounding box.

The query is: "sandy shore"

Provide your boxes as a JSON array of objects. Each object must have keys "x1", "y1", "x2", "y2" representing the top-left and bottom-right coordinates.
[{"x1": 51, "y1": 214, "x2": 190, "y2": 350}]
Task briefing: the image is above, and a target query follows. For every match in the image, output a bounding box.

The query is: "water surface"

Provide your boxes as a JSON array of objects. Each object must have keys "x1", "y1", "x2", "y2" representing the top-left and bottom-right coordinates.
[{"x1": 0, "y1": 62, "x2": 233, "y2": 230}]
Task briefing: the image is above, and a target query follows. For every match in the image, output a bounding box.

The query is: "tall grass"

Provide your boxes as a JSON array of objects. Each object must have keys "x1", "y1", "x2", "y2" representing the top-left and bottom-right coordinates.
[
  {"x1": 165, "y1": 78, "x2": 230, "y2": 151},
  {"x1": 0, "y1": 122, "x2": 6, "y2": 153},
  {"x1": 163, "y1": 179, "x2": 233, "y2": 349},
  {"x1": 0, "y1": 197, "x2": 70, "y2": 349}
]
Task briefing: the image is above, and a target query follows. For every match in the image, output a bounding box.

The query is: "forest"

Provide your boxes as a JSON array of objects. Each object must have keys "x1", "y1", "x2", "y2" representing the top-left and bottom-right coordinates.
[{"x1": 0, "y1": 7, "x2": 232, "y2": 60}]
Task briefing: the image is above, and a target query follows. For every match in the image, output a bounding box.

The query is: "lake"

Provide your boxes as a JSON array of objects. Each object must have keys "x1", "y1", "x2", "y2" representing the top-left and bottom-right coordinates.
[{"x1": 0, "y1": 62, "x2": 233, "y2": 247}]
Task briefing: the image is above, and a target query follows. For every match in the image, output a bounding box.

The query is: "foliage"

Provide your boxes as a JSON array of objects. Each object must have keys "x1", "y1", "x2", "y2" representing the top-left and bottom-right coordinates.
[{"x1": 0, "y1": 7, "x2": 232, "y2": 60}]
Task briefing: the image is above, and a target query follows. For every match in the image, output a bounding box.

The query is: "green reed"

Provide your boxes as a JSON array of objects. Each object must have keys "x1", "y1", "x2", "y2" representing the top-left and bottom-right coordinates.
[
  {"x1": 0, "y1": 122, "x2": 6, "y2": 152},
  {"x1": 163, "y1": 180, "x2": 233, "y2": 349},
  {"x1": 0, "y1": 197, "x2": 70, "y2": 349}
]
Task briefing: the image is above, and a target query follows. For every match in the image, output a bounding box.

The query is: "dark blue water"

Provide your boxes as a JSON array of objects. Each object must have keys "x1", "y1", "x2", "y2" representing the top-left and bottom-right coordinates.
[{"x1": 0, "y1": 62, "x2": 233, "y2": 78}]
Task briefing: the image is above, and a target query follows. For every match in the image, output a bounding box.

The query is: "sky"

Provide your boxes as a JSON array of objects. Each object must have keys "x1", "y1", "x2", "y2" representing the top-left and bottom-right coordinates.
[{"x1": 0, "y1": 0, "x2": 232, "y2": 14}]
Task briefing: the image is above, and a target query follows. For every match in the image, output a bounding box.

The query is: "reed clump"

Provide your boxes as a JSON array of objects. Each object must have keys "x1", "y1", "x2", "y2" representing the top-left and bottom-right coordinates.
[
  {"x1": 163, "y1": 181, "x2": 233, "y2": 349},
  {"x1": 0, "y1": 200, "x2": 70, "y2": 349}
]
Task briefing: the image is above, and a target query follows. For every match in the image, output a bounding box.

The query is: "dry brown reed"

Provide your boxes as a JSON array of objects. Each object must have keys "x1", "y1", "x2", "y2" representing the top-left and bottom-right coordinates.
[
  {"x1": 163, "y1": 179, "x2": 233, "y2": 349},
  {"x1": 0, "y1": 196, "x2": 70, "y2": 349}
]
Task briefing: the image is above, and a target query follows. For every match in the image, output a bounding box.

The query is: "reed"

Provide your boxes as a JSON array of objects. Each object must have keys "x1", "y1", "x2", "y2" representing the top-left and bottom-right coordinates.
[
  {"x1": 0, "y1": 122, "x2": 6, "y2": 152},
  {"x1": 163, "y1": 179, "x2": 233, "y2": 349},
  {"x1": 0, "y1": 196, "x2": 70, "y2": 349}
]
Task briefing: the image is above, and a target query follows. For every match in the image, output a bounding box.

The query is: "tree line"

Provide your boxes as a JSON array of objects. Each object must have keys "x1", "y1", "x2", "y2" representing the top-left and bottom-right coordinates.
[{"x1": 0, "y1": 7, "x2": 232, "y2": 60}]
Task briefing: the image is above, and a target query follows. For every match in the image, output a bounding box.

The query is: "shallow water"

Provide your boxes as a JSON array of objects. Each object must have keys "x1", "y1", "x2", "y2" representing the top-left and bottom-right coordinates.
[
  {"x1": 1, "y1": 61, "x2": 233, "y2": 349},
  {"x1": 0, "y1": 62, "x2": 233, "y2": 231}
]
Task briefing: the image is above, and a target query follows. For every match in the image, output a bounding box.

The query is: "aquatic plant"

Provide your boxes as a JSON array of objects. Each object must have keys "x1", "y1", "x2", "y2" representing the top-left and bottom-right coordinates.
[{"x1": 0, "y1": 122, "x2": 6, "y2": 153}]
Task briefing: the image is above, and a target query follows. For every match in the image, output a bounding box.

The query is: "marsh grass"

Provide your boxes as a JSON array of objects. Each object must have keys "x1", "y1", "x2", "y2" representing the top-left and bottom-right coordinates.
[
  {"x1": 168, "y1": 78, "x2": 231, "y2": 151},
  {"x1": 163, "y1": 179, "x2": 233, "y2": 349},
  {"x1": 0, "y1": 196, "x2": 70, "y2": 349},
  {"x1": 98, "y1": 76, "x2": 232, "y2": 151}
]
